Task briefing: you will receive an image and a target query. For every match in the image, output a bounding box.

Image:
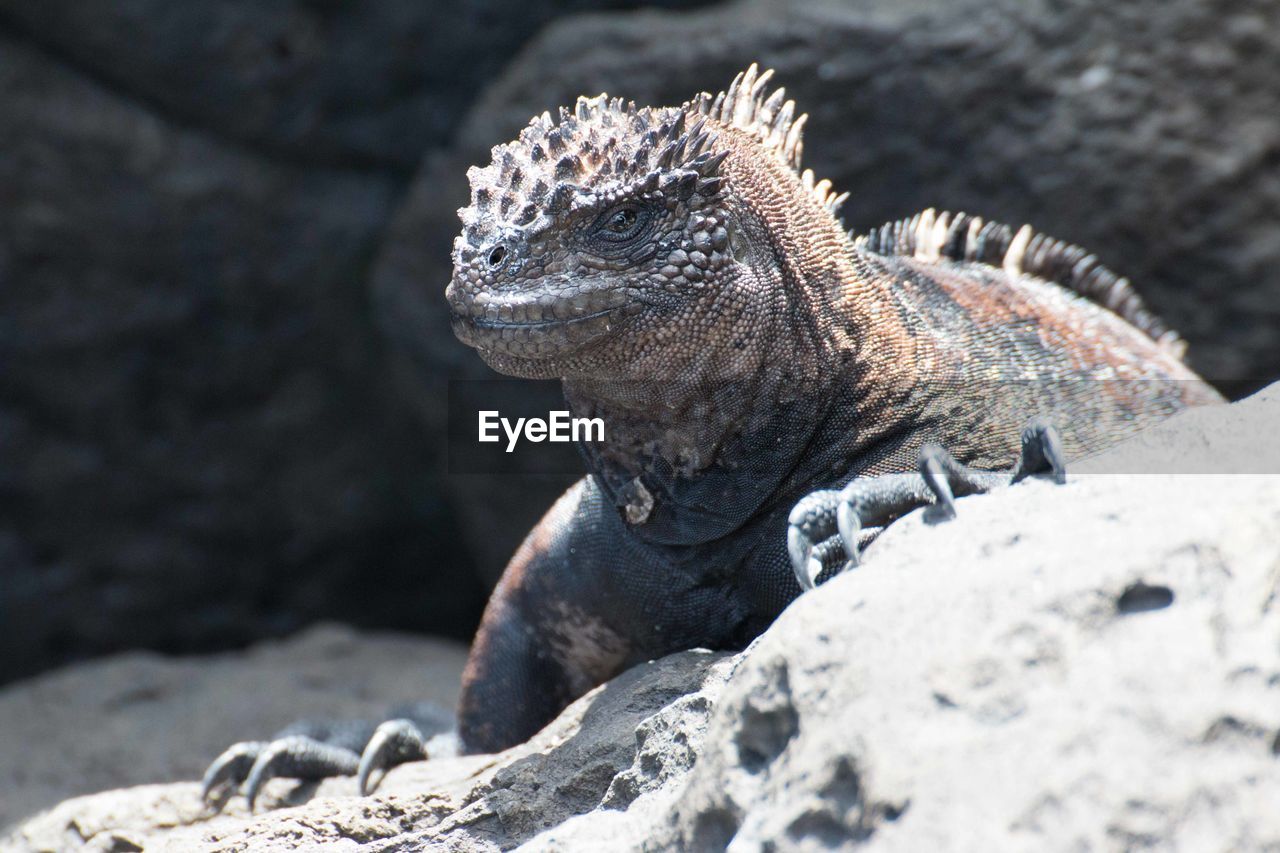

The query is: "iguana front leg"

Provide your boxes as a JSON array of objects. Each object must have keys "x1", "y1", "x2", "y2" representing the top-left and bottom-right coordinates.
[{"x1": 787, "y1": 418, "x2": 1066, "y2": 590}]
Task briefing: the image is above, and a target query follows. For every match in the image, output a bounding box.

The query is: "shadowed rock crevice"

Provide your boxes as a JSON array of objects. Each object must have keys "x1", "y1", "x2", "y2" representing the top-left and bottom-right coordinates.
[
  {"x1": 1116, "y1": 581, "x2": 1175, "y2": 614},
  {"x1": 689, "y1": 808, "x2": 740, "y2": 852},
  {"x1": 0, "y1": 25, "x2": 463, "y2": 685},
  {"x1": 733, "y1": 659, "x2": 799, "y2": 774}
]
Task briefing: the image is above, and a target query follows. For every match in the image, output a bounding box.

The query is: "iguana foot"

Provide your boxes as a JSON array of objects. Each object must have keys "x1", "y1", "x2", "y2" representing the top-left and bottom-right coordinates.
[
  {"x1": 200, "y1": 702, "x2": 452, "y2": 811},
  {"x1": 787, "y1": 418, "x2": 1066, "y2": 590}
]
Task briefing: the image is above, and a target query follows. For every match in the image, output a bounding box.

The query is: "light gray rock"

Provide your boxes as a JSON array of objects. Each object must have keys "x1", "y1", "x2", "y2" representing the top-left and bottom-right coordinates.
[
  {"x1": 0, "y1": 625, "x2": 468, "y2": 833},
  {"x1": 655, "y1": 463, "x2": 1280, "y2": 848},
  {"x1": 5, "y1": 648, "x2": 734, "y2": 852},
  {"x1": 7, "y1": 385, "x2": 1279, "y2": 851}
]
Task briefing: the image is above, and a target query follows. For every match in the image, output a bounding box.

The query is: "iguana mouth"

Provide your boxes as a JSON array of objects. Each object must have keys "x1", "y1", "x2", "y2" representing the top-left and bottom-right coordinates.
[
  {"x1": 447, "y1": 284, "x2": 641, "y2": 357},
  {"x1": 464, "y1": 305, "x2": 622, "y2": 330}
]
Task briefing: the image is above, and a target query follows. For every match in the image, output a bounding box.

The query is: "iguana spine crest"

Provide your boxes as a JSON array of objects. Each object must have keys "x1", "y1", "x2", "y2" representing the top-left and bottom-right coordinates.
[
  {"x1": 856, "y1": 208, "x2": 1187, "y2": 359},
  {"x1": 694, "y1": 63, "x2": 849, "y2": 216}
]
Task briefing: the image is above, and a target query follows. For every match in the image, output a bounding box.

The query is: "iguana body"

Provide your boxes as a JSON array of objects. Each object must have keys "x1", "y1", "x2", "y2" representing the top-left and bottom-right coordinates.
[
  {"x1": 201, "y1": 66, "x2": 1221, "y2": 802},
  {"x1": 446, "y1": 65, "x2": 1218, "y2": 749}
]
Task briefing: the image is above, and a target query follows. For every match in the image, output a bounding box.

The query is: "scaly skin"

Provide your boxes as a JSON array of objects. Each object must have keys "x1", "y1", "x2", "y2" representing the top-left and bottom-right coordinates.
[
  {"x1": 445, "y1": 64, "x2": 1221, "y2": 751},
  {"x1": 200, "y1": 65, "x2": 1223, "y2": 804}
]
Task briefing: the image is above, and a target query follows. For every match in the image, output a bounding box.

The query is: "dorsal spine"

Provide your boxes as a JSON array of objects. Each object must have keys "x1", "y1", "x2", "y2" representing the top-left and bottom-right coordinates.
[{"x1": 854, "y1": 209, "x2": 1187, "y2": 360}]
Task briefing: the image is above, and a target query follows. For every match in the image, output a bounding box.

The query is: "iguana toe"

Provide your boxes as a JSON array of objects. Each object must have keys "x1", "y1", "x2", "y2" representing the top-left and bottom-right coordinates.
[
  {"x1": 787, "y1": 490, "x2": 843, "y2": 590},
  {"x1": 1013, "y1": 417, "x2": 1068, "y2": 484},
  {"x1": 241, "y1": 735, "x2": 359, "y2": 811},
  {"x1": 200, "y1": 740, "x2": 266, "y2": 806},
  {"x1": 791, "y1": 428, "x2": 1066, "y2": 589},
  {"x1": 357, "y1": 719, "x2": 430, "y2": 796}
]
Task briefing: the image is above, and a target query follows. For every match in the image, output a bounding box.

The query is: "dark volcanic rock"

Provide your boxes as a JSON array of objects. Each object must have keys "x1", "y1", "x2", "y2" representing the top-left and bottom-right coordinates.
[
  {"x1": 0, "y1": 38, "x2": 486, "y2": 683},
  {"x1": 0, "y1": 0, "x2": 729, "y2": 681},
  {"x1": 370, "y1": 151, "x2": 579, "y2": 584},
  {"x1": 0, "y1": 0, "x2": 712, "y2": 171}
]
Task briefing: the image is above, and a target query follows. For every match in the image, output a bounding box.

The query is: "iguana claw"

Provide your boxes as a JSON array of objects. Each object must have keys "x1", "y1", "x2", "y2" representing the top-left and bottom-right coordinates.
[
  {"x1": 1013, "y1": 416, "x2": 1067, "y2": 484},
  {"x1": 200, "y1": 740, "x2": 266, "y2": 805},
  {"x1": 198, "y1": 703, "x2": 451, "y2": 811},
  {"x1": 787, "y1": 419, "x2": 1068, "y2": 590},
  {"x1": 358, "y1": 719, "x2": 429, "y2": 795}
]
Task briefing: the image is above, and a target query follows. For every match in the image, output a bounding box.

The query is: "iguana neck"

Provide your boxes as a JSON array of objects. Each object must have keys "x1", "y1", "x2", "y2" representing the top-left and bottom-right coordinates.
[
  {"x1": 559, "y1": 276, "x2": 843, "y2": 477},
  {"x1": 559, "y1": 213, "x2": 924, "y2": 483}
]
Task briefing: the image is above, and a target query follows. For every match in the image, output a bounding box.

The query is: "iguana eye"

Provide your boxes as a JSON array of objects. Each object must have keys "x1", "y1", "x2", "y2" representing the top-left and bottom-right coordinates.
[
  {"x1": 592, "y1": 204, "x2": 649, "y2": 244},
  {"x1": 727, "y1": 226, "x2": 749, "y2": 263},
  {"x1": 605, "y1": 208, "x2": 636, "y2": 233}
]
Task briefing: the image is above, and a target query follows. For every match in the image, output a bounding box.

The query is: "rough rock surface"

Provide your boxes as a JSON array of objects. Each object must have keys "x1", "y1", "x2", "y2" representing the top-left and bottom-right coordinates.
[
  {"x1": 8, "y1": 385, "x2": 1278, "y2": 851},
  {"x1": 0, "y1": 625, "x2": 468, "y2": 832},
  {"x1": 0, "y1": 0, "x2": 710, "y2": 172}
]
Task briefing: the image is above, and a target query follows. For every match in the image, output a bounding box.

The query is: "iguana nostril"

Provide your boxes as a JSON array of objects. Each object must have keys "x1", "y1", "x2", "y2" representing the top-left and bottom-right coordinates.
[{"x1": 487, "y1": 245, "x2": 507, "y2": 268}]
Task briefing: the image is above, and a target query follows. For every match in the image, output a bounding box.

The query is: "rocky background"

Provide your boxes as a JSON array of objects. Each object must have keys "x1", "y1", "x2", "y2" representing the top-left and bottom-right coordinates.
[{"x1": 3, "y1": 0, "x2": 1279, "y2": 685}]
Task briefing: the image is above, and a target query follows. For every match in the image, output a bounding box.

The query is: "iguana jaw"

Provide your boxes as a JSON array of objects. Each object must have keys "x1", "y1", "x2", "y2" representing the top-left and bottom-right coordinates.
[{"x1": 446, "y1": 278, "x2": 644, "y2": 360}]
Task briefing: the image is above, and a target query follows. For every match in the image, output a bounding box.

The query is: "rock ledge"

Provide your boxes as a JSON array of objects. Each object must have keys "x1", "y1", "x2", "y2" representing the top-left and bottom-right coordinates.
[{"x1": 7, "y1": 385, "x2": 1280, "y2": 851}]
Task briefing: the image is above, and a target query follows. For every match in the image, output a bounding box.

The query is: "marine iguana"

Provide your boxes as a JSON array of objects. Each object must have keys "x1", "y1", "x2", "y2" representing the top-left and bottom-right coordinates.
[{"x1": 201, "y1": 65, "x2": 1222, "y2": 807}]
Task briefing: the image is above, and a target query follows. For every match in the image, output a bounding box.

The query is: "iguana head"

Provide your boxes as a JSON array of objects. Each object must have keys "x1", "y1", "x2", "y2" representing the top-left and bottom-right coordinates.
[{"x1": 447, "y1": 65, "x2": 849, "y2": 385}]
